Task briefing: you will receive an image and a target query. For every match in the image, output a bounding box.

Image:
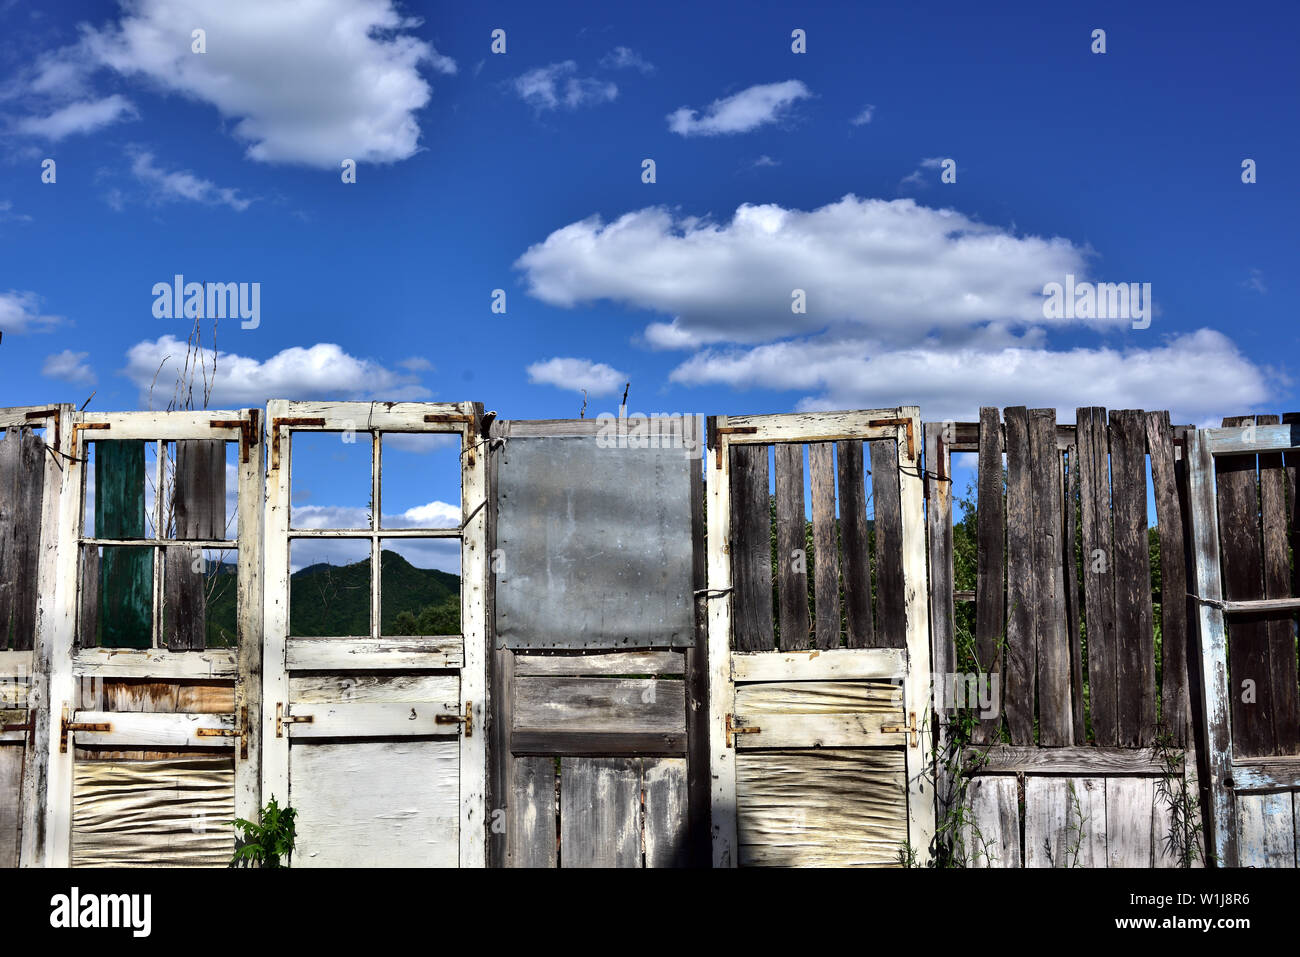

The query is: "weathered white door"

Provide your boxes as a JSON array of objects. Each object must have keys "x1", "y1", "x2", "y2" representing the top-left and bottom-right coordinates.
[
  {"x1": 263, "y1": 401, "x2": 487, "y2": 867},
  {"x1": 706, "y1": 408, "x2": 935, "y2": 866}
]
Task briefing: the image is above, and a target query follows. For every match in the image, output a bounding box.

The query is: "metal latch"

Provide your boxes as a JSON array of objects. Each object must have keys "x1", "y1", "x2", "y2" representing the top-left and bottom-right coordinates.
[
  {"x1": 726, "y1": 713, "x2": 761, "y2": 748},
  {"x1": 60, "y1": 706, "x2": 112, "y2": 753},
  {"x1": 883, "y1": 710, "x2": 918, "y2": 747},
  {"x1": 198, "y1": 705, "x2": 248, "y2": 758},
  {"x1": 436, "y1": 701, "x2": 473, "y2": 737},
  {"x1": 276, "y1": 702, "x2": 315, "y2": 738}
]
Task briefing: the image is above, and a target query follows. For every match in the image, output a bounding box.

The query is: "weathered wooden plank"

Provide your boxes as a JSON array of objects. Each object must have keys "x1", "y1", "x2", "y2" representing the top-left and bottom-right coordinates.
[
  {"x1": 291, "y1": 739, "x2": 459, "y2": 867},
  {"x1": 289, "y1": 673, "x2": 459, "y2": 704},
  {"x1": 1146, "y1": 411, "x2": 1192, "y2": 746},
  {"x1": 870, "y1": 438, "x2": 905, "y2": 648},
  {"x1": 77, "y1": 545, "x2": 99, "y2": 649},
  {"x1": 164, "y1": 545, "x2": 206, "y2": 650},
  {"x1": 963, "y1": 774, "x2": 1020, "y2": 868},
  {"x1": 924, "y1": 423, "x2": 954, "y2": 708},
  {"x1": 1003, "y1": 407, "x2": 1035, "y2": 744},
  {"x1": 1025, "y1": 776, "x2": 1106, "y2": 868},
  {"x1": 173, "y1": 439, "x2": 227, "y2": 540},
  {"x1": 513, "y1": 651, "x2": 685, "y2": 677},
  {"x1": 1231, "y1": 755, "x2": 1300, "y2": 791},
  {"x1": 1064, "y1": 440, "x2": 1085, "y2": 742},
  {"x1": 8, "y1": 432, "x2": 43, "y2": 650},
  {"x1": 0, "y1": 433, "x2": 18, "y2": 650},
  {"x1": 285, "y1": 636, "x2": 462, "y2": 671},
  {"x1": 1110, "y1": 410, "x2": 1156, "y2": 746},
  {"x1": 71, "y1": 710, "x2": 236, "y2": 749},
  {"x1": 287, "y1": 700, "x2": 460, "y2": 738},
  {"x1": 973, "y1": 408, "x2": 1005, "y2": 744},
  {"x1": 513, "y1": 677, "x2": 685, "y2": 736},
  {"x1": 1203, "y1": 422, "x2": 1300, "y2": 454},
  {"x1": 735, "y1": 749, "x2": 907, "y2": 867},
  {"x1": 643, "y1": 758, "x2": 689, "y2": 867},
  {"x1": 560, "y1": 757, "x2": 642, "y2": 867},
  {"x1": 734, "y1": 679, "x2": 899, "y2": 713},
  {"x1": 721, "y1": 410, "x2": 901, "y2": 443},
  {"x1": 101, "y1": 680, "x2": 234, "y2": 714},
  {"x1": 731, "y1": 647, "x2": 906, "y2": 682},
  {"x1": 1257, "y1": 415, "x2": 1300, "y2": 755},
  {"x1": 837, "y1": 440, "x2": 875, "y2": 647},
  {"x1": 1077, "y1": 407, "x2": 1118, "y2": 745},
  {"x1": 96, "y1": 441, "x2": 153, "y2": 649},
  {"x1": 507, "y1": 755, "x2": 557, "y2": 867},
  {"x1": 0, "y1": 744, "x2": 20, "y2": 867},
  {"x1": 808, "y1": 443, "x2": 840, "y2": 649},
  {"x1": 1106, "y1": 776, "x2": 1157, "y2": 866},
  {"x1": 728, "y1": 444, "x2": 774, "y2": 652},
  {"x1": 731, "y1": 712, "x2": 904, "y2": 749},
  {"x1": 511, "y1": 730, "x2": 686, "y2": 755},
  {"x1": 685, "y1": 455, "x2": 710, "y2": 867},
  {"x1": 1217, "y1": 416, "x2": 1272, "y2": 757},
  {"x1": 1031, "y1": 410, "x2": 1072, "y2": 745},
  {"x1": 1236, "y1": 792, "x2": 1297, "y2": 868},
  {"x1": 966, "y1": 746, "x2": 1172, "y2": 776},
  {"x1": 73, "y1": 647, "x2": 238, "y2": 679},
  {"x1": 774, "y1": 443, "x2": 810, "y2": 650}
]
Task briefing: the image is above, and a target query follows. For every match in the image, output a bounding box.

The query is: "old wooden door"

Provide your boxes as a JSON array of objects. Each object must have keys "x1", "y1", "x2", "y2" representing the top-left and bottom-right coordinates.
[
  {"x1": 262, "y1": 401, "x2": 487, "y2": 867},
  {"x1": 706, "y1": 408, "x2": 935, "y2": 866}
]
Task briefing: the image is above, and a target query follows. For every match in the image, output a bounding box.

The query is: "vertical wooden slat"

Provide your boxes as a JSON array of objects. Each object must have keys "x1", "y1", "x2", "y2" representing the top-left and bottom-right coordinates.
[
  {"x1": 10, "y1": 432, "x2": 44, "y2": 650},
  {"x1": 96, "y1": 441, "x2": 152, "y2": 649},
  {"x1": 174, "y1": 440, "x2": 225, "y2": 540},
  {"x1": 1146, "y1": 411, "x2": 1192, "y2": 746},
  {"x1": 1257, "y1": 415, "x2": 1300, "y2": 755},
  {"x1": 1216, "y1": 415, "x2": 1271, "y2": 757},
  {"x1": 837, "y1": 440, "x2": 875, "y2": 647},
  {"x1": 0, "y1": 432, "x2": 20, "y2": 648},
  {"x1": 728, "y1": 445, "x2": 774, "y2": 652},
  {"x1": 560, "y1": 757, "x2": 642, "y2": 867},
  {"x1": 78, "y1": 545, "x2": 100, "y2": 649},
  {"x1": 808, "y1": 443, "x2": 840, "y2": 650},
  {"x1": 774, "y1": 444, "x2": 810, "y2": 650},
  {"x1": 963, "y1": 774, "x2": 1020, "y2": 868},
  {"x1": 1003, "y1": 407, "x2": 1035, "y2": 745},
  {"x1": 164, "y1": 546, "x2": 206, "y2": 650},
  {"x1": 1077, "y1": 407, "x2": 1117, "y2": 745},
  {"x1": 1110, "y1": 410, "x2": 1156, "y2": 747},
  {"x1": 1105, "y1": 776, "x2": 1156, "y2": 867},
  {"x1": 923, "y1": 423, "x2": 954, "y2": 715},
  {"x1": 1064, "y1": 439, "x2": 1085, "y2": 743},
  {"x1": 507, "y1": 755, "x2": 557, "y2": 868},
  {"x1": 1030, "y1": 409, "x2": 1071, "y2": 745},
  {"x1": 684, "y1": 454, "x2": 710, "y2": 866},
  {"x1": 0, "y1": 745, "x2": 22, "y2": 867},
  {"x1": 870, "y1": 437, "x2": 905, "y2": 649},
  {"x1": 973, "y1": 408, "x2": 1005, "y2": 745},
  {"x1": 643, "y1": 758, "x2": 689, "y2": 867},
  {"x1": 1236, "y1": 792, "x2": 1297, "y2": 868}
]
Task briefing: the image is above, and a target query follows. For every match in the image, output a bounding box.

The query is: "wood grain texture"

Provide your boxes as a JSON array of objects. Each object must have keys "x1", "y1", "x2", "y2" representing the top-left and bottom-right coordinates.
[
  {"x1": 164, "y1": 545, "x2": 206, "y2": 651},
  {"x1": 1256, "y1": 414, "x2": 1300, "y2": 755},
  {"x1": 1146, "y1": 411, "x2": 1192, "y2": 746},
  {"x1": 1003, "y1": 407, "x2": 1035, "y2": 744},
  {"x1": 1077, "y1": 407, "x2": 1118, "y2": 745},
  {"x1": 513, "y1": 677, "x2": 685, "y2": 736},
  {"x1": 1024, "y1": 776, "x2": 1106, "y2": 868},
  {"x1": 729, "y1": 444, "x2": 774, "y2": 652},
  {"x1": 1031, "y1": 409, "x2": 1072, "y2": 745},
  {"x1": 560, "y1": 757, "x2": 641, "y2": 867},
  {"x1": 506, "y1": 755, "x2": 556, "y2": 867},
  {"x1": 513, "y1": 651, "x2": 685, "y2": 676},
  {"x1": 808, "y1": 443, "x2": 840, "y2": 649},
  {"x1": 836, "y1": 440, "x2": 875, "y2": 647},
  {"x1": 1105, "y1": 776, "x2": 1156, "y2": 866},
  {"x1": 0, "y1": 431, "x2": 44, "y2": 650},
  {"x1": 730, "y1": 646, "x2": 906, "y2": 682},
  {"x1": 173, "y1": 439, "x2": 226, "y2": 541},
  {"x1": 1064, "y1": 439, "x2": 1085, "y2": 742},
  {"x1": 774, "y1": 443, "x2": 810, "y2": 650},
  {"x1": 735, "y1": 749, "x2": 906, "y2": 867},
  {"x1": 963, "y1": 774, "x2": 1020, "y2": 868},
  {"x1": 1236, "y1": 791, "x2": 1297, "y2": 868},
  {"x1": 643, "y1": 758, "x2": 689, "y2": 867},
  {"x1": 0, "y1": 744, "x2": 20, "y2": 867},
  {"x1": 870, "y1": 438, "x2": 905, "y2": 649},
  {"x1": 973, "y1": 408, "x2": 1005, "y2": 744}
]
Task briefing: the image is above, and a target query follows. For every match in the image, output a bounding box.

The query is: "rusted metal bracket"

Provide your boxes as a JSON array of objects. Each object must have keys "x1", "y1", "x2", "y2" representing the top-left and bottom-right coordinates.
[
  {"x1": 424, "y1": 412, "x2": 477, "y2": 442},
  {"x1": 868, "y1": 417, "x2": 916, "y2": 461},
  {"x1": 209, "y1": 418, "x2": 254, "y2": 464},
  {"x1": 23, "y1": 408, "x2": 61, "y2": 450},
  {"x1": 275, "y1": 702, "x2": 314, "y2": 738},
  {"x1": 270, "y1": 417, "x2": 326, "y2": 471},
  {"x1": 713, "y1": 426, "x2": 759, "y2": 469},
  {"x1": 60, "y1": 705, "x2": 111, "y2": 753},
  {"x1": 436, "y1": 700, "x2": 473, "y2": 737},
  {"x1": 70, "y1": 421, "x2": 111, "y2": 458},
  {"x1": 1, "y1": 714, "x2": 34, "y2": 746},
  {"x1": 197, "y1": 705, "x2": 249, "y2": 758},
  {"x1": 883, "y1": 710, "x2": 919, "y2": 747},
  {"x1": 726, "y1": 713, "x2": 761, "y2": 748}
]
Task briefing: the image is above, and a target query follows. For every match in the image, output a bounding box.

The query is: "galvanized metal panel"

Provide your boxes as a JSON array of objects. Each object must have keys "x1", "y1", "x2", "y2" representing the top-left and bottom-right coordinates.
[{"x1": 495, "y1": 435, "x2": 695, "y2": 649}]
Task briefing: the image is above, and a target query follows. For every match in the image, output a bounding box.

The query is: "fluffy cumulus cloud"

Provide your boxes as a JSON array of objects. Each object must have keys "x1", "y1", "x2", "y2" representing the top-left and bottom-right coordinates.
[
  {"x1": 526, "y1": 357, "x2": 627, "y2": 395},
  {"x1": 0, "y1": 290, "x2": 62, "y2": 334},
  {"x1": 667, "y1": 80, "x2": 811, "y2": 136},
  {"x1": 42, "y1": 349, "x2": 97, "y2": 385},
  {"x1": 513, "y1": 61, "x2": 618, "y2": 111},
  {"x1": 11, "y1": 0, "x2": 452, "y2": 167},
  {"x1": 122, "y1": 336, "x2": 430, "y2": 407}
]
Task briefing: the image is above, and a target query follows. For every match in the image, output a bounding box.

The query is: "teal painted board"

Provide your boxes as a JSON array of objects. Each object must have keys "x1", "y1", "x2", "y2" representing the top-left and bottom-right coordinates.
[{"x1": 95, "y1": 441, "x2": 152, "y2": 648}]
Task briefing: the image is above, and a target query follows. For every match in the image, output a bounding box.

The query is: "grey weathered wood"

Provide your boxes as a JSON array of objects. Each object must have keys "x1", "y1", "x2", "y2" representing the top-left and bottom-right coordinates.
[
  {"x1": 1231, "y1": 755, "x2": 1300, "y2": 791},
  {"x1": 836, "y1": 440, "x2": 875, "y2": 647},
  {"x1": 511, "y1": 730, "x2": 687, "y2": 755},
  {"x1": 808, "y1": 443, "x2": 840, "y2": 649},
  {"x1": 924, "y1": 422, "x2": 957, "y2": 827},
  {"x1": 1003, "y1": 407, "x2": 1034, "y2": 744},
  {"x1": 506, "y1": 755, "x2": 556, "y2": 867},
  {"x1": 1257, "y1": 415, "x2": 1300, "y2": 755},
  {"x1": 965, "y1": 745, "x2": 1173, "y2": 775},
  {"x1": 729, "y1": 444, "x2": 774, "y2": 652},
  {"x1": 973, "y1": 408, "x2": 1005, "y2": 744},
  {"x1": 513, "y1": 651, "x2": 685, "y2": 676},
  {"x1": 685, "y1": 456, "x2": 710, "y2": 866},
  {"x1": 1146, "y1": 411, "x2": 1192, "y2": 747},
  {"x1": 1030, "y1": 410, "x2": 1071, "y2": 745},
  {"x1": 1025, "y1": 776, "x2": 1106, "y2": 868},
  {"x1": 164, "y1": 545, "x2": 206, "y2": 650},
  {"x1": 78, "y1": 545, "x2": 100, "y2": 649},
  {"x1": 513, "y1": 677, "x2": 685, "y2": 736},
  {"x1": 1236, "y1": 792, "x2": 1297, "y2": 867},
  {"x1": 1105, "y1": 776, "x2": 1157, "y2": 867},
  {"x1": 1109, "y1": 410, "x2": 1156, "y2": 746},
  {"x1": 560, "y1": 757, "x2": 642, "y2": 867},
  {"x1": 643, "y1": 758, "x2": 690, "y2": 867},
  {"x1": 1064, "y1": 440, "x2": 1085, "y2": 742},
  {"x1": 869, "y1": 437, "x2": 905, "y2": 649},
  {"x1": 174, "y1": 439, "x2": 226, "y2": 540},
  {"x1": 0, "y1": 433, "x2": 16, "y2": 650},
  {"x1": 963, "y1": 774, "x2": 1020, "y2": 868},
  {"x1": 1217, "y1": 416, "x2": 1271, "y2": 757},
  {"x1": 0, "y1": 744, "x2": 20, "y2": 867},
  {"x1": 9, "y1": 432, "x2": 43, "y2": 650},
  {"x1": 774, "y1": 443, "x2": 810, "y2": 650},
  {"x1": 1077, "y1": 407, "x2": 1117, "y2": 745}
]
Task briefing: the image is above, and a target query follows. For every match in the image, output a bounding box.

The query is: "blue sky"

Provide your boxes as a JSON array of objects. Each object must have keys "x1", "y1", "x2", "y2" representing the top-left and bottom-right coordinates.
[{"x1": 1, "y1": 0, "x2": 1296, "y2": 542}]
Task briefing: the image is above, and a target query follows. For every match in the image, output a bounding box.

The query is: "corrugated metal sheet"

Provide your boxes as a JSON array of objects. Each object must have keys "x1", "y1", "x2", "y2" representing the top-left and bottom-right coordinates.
[
  {"x1": 72, "y1": 757, "x2": 235, "y2": 867},
  {"x1": 495, "y1": 435, "x2": 695, "y2": 649}
]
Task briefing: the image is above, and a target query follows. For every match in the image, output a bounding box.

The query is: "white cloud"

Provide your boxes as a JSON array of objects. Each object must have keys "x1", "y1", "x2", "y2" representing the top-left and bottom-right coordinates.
[
  {"x1": 288, "y1": 501, "x2": 460, "y2": 572},
  {"x1": 669, "y1": 329, "x2": 1279, "y2": 424},
  {"x1": 600, "y1": 46, "x2": 655, "y2": 74},
  {"x1": 122, "y1": 336, "x2": 430, "y2": 407},
  {"x1": 0, "y1": 290, "x2": 62, "y2": 334},
  {"x1": 514, "y1": 61, "x2": 617, "y2": 111},
  {"x1": 17, "y1": 0, "x2": 452, "y2": 167},
  {"x1": 13, "y1": 94, "x2": 137, "y2": 139},
  {"x1": 0, "y1": 200, "x2": 32, "y2": 224},
  {"x1": 667, "y1": 80, "x2": 811, "y2": 136},
  {"x1": 850, "y1": 104, "x2": 875, "y2": 125},
  {"x1": 130, "y1": 149, "x2": 252, "y2": 210},
  {"x1": 1242, "y1": 268, "x2": 1267, "y2": 294},
  {"x1": 42, "y1": 349, "x2": 96, "y2": 385},
  {"x1": 516, "y1": 195, "x2": 1097, "y2": 347},
  {"x1": 527, "y1": 357, "x2": 627, "y2": 396}
]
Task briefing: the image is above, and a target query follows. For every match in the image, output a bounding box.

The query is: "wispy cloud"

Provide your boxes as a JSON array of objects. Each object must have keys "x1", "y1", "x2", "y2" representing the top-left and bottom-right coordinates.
[
  {"x1": 514, "y1": 61, "x2": 618, "y2": 111},
  {"x1": 527, "y1": 357, "x2": 627, "y2": 395},
  {"x1": 129, "y1": 149, "x2": 253, "y2": 211},
  {"x1": 13, "y1": 94, "x2": 137, "y2": 140},
  {"x1": 667, "y1": 80, "x2": 811, "y2": 136},
  {"x1": 850, "y1": 104, "x2": 875, "y2": 125},
  {"x1": 0, "y1": 290, "x2": 62, "y2": 335},
  {"x1": 600, "y1": 46, "x2": 655, "y2": 74},
  {"x1": 1242, "y1": 268, "x2": 1267, "y2": 294},
  {"x1": 42, "y1": 349, "x2": 96, "y2": 385}
]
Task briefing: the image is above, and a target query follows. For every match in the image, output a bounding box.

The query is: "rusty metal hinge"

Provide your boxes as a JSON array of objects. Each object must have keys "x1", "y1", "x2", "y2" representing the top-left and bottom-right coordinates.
[
  {"x1": 197, "y1": 705, "x2": 249, "y2": 758},
  {"x1": 883, "y1": 710, "x2": 919, "y2": 747},
  {"x1": 60, "y1": 705, "x2": 111, "y2": 753},
  {"x1": 276, "y1": 702, "x2": 314, "y2": 738},
  {"x1": 1, "y1": 714, "x2": 34, "y2": 746},
  {"x1": 209, "y1": 419, "x2": 255, "y2": 464},
  {"x1": 712, "y1": 426, "x2": 759, "y2": 470},
  {"x1": 270, "y1": 417, "x2": 326, "y2": 471},
  {"x1": 726, "y1": 713, "x2": 761, "y2": 748},
  {"x1": 436, "y1": 700, "x2": 473, "y2": 737},
  {"x1": 70, "y1": 421, "x2": 111, "y2": 458},
  {"x1": 867, "y1": 416, "x2": 916, "y2": 460}
]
